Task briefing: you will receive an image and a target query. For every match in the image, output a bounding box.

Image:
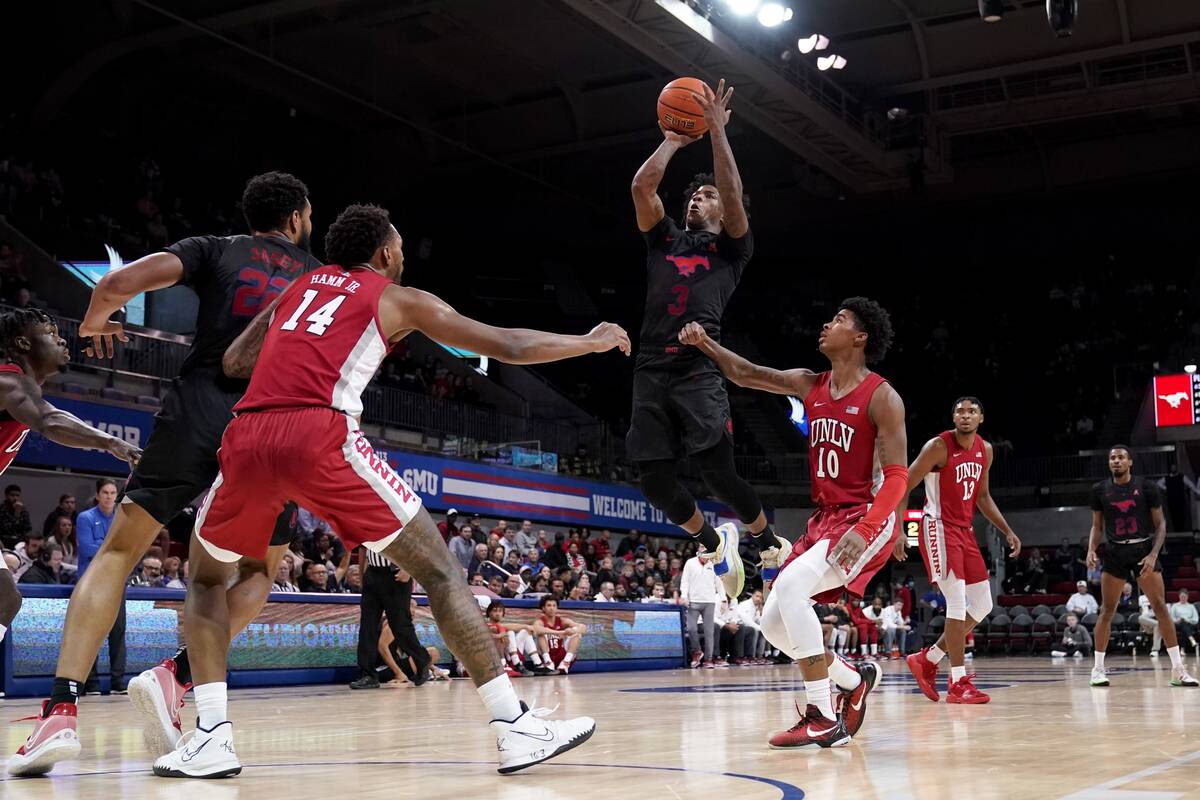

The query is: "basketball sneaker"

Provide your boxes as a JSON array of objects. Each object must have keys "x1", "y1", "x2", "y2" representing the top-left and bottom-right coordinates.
[
  {"x1": 700, "y1": 523, "x2": 745, "y2": 600},
  {"x1": 1170, "y1": 669, "x2": 1199, "y2": 687},
  {"x1": 7, "y1": 701, "x2": 81, "y2": 776},
  {"x1": 906, "y1": 648, "x2": 941, "y2": 702},
  {"x1": 1090, "y1": 667, "x2": 1109, "y2": 687},
  {"x1": 128, "y1": 658, "x2": 190, "y2": 757},
  {"x1": 839, "y1": 661, "x2": 880, "y2": 737},
  {"x1": 153, "y1": 721, "x2": 241, "y2": 779},
  {"x1": 758, "y1": 535, "x2": 792, "y2": 583},
  {"x1": 768, "y1": 703, "x2": 850, "y2": 749},
  {"x1": 946, "y1": 674, "x2": 990, "y2": 704},
  {"x1": 492, "y1": 702, "x2": 596, "y2": 774}
]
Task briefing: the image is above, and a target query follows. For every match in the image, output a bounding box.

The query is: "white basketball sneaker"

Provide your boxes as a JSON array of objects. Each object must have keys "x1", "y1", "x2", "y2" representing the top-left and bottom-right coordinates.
[
  {"x1": 128, "y1": 658, "x2": 189, "y2": 756},
  {"x1": 491, "y1": 703, "x2": 595, "y2": 774},
  {"x1": 700, "y1": 523, "x2": 745, "y2": 600},
  {"x1": 153, "y1": 721, "x2": 242, "y2": 779},
  {"x1": 1090, "y1": 666, "x2": 1109, "y2": 687}
]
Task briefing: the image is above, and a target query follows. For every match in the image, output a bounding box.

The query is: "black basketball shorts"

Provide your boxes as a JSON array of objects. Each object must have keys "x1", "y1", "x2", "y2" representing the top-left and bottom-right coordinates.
[
  {"x1": 1101, "y1": 539, "x2": 1162, "y2": 584},
  {"x1": 626, "y1": 361, "x2": 732, "y2": 462}
]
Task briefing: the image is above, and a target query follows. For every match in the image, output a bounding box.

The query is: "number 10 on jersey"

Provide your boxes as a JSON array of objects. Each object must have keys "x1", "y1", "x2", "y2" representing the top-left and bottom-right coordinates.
[{"x1": 280, "y1": 289, "x2": 346, "y2": 336}]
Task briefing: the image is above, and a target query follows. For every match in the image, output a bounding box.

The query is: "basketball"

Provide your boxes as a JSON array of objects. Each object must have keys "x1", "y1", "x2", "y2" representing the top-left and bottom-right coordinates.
[{"x1": 657, "y1": 77, "x2": 709, "y2": 136}]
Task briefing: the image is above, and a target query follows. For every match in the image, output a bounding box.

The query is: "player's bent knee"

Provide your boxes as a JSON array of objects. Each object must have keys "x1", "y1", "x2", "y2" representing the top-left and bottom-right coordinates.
[{"x1": 965, "y1": 580, "x2": 993, "y2": 619}]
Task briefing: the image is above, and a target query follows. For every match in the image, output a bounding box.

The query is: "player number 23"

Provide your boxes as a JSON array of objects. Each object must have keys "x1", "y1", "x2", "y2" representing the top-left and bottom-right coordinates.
[{"x1": 280, "y1": 289, "x2": 346, "y2": 336}]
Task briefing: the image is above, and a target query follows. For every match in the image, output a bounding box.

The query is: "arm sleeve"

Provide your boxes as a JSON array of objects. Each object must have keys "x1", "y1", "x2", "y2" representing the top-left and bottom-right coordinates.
[
  {"x1": 641, "y1": 215, "x2": 680, "y2": 253},
  {"x1": 165, "y1": 236, "x2": 222, "y2": 289},
  {"x1": 850, "y1": 465, "x2": 909, "y2": 545}
]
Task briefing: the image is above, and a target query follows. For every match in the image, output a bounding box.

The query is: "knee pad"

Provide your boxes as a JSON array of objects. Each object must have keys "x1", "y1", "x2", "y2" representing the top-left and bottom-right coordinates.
[
  {"x1": 941, "y1": 571, "x2": 968, "y2": 621},
  {"x1": 637, "y1": 461, "x2": 697, "y2": 524},
  {"x1": 965, "y1": 580, "x2": 993, "y2": 620}
]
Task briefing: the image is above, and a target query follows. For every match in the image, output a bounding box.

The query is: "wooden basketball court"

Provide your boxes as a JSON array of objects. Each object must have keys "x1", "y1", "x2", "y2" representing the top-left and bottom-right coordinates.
[{"x1": 3, "y1": 655, "x2": 1198, "y2": 800}]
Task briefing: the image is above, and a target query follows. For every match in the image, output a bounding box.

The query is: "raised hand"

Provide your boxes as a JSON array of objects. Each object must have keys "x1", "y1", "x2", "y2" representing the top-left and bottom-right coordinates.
[
  {"x1": 80, "y1": 319, "x2": 129, "y2": 360},
  {"x1": 659, "y1": 121, "x2": 702, "y2": 147},
  {"x1": 692, "y1": 78, "x2": 734, "y2": 132}
]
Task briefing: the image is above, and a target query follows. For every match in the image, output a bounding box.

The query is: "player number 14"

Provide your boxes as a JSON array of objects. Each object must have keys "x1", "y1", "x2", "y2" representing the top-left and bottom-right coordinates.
[{"x1": 280, "y1": 289, "x2": 346, "y2": 336}]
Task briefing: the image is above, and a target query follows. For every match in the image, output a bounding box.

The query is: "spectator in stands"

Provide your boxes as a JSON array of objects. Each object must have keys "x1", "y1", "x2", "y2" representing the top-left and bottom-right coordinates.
[
  {"x1": 595, "y1": 556, "x2": 616, "y2": 587},
  {"x1": 13, "y1": 530, "x2": 44, "y2": 581},
  {"x1": 1067, "y1": 580, "x2": 1099, "y2": 616},
  {"x1": 489, "y1": 544, "x2": 507, "y2": 567},
  {"x1": 881, "y1": 599, "x2": 911, "y2": 657},
  {"x1": 301, "y1": 561, "x2": 339, "y2": 593},
  {"x1": 490, "y1": 519, "x2": 509, "y2": 540},
  {"x1": 919, "y1": 587, "x2": 946, "y2": 616},
  {"x1": 1051, "y1": 613, "x2": 1092, "y2": 659},
  {"x1": 1170, "y1": 588, "x2": 1198, "y2": 652},
  {"x1": 515, "y1": 520, "x2": 537, "y2": 555},
  {"x1": 681, "y1": 553, "x2": 721, "y2": 669},
  {"x1": 643, "y1": 584, "x2": 668, "y2": 604},
  {"x1": 502, "y1": 549, "x2": 522, "y2": 574},
  {"x1": 594, "y1": 581, "x2": 616, "y2": 602},
  {"x1": 593, "y1": 529, "x2": 612, "y2": 560},
  {"x1": 549, "y1": 578, "x2": 566, "y2": 601},
  {"x1": 0, "y1": 484, "x2": 32, "y2": 550},
  {"x1": 1116, "y1": 582, "x2": 1137, "y2": 615},
  {"x1": 499, "y1": 574, "x2": 523, "y2": 599},
  {"x1": 163, "y1": 557, "x2": 185, "y2": 589},
  {"x1": 343, "y1": 564, "x2": 363, "y2": 593},
  {"x1": 543, "y1": 533, "x2": 568, "y2": 570},
  {"x1": 1024, "y1": 547, "x2": 1047, "y2": 593},
  {"x1": 273, "y1": 558, "x2": 298, "y2": 592},
  {"x1": 42, "y1": 494, "x2": 77, "y2": 537},
  {"x1": 467, "y1": 543, "x2": 489, "y2": 578},
  {"x1": 449, "y1": 524, "x2": 475, "y2": 572},
  {"x1": 46, "y1": 514, "x2": 77, "y2": 577},
  {"x1": 850, "y1": 598, "x2": 879, "y2": 659},
  {"x1": 75, "y1": 477, "x2": 126, "y2": 691},
  {"x1": 308, "y1": 531, "x2": 345, "y2": 571},
  {"x1": 614, "y1": 584, "x2": 631, "y2": 602},
  {"x1": 18, "y1": 542, "x2": 70, "y2": 585},
  {"x1": 129, "y1": 556, "x2": 163, "y2": 587},
  {"x1": 1053, "y1": 538, "x2": 1074, "y2": 583},
  {"x1": 500, "y1": 526, "x2": 519, "y2": 560},
  {"x1": 567, "y1": 541, "x2": 586, "y2": 573},
  {"x1": 436, "y1": 509, "x2": 459, "y2": 544},
  {"x1": 528, "y1": 575, "x2": 549, "y2": 594}
]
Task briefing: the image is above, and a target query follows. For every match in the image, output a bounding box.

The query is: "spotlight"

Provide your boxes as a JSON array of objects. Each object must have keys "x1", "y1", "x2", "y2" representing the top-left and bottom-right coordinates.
[
  {"x1": 978, "y1": 0, "x2": 1004, "y2": 22},
  {"x1": 797, "y1": 34, "x2": 830, "y2": 54},
  {"x1": 817, "y1": 54, "x2": 847, "y2": 71},
  {"x1": 1186, "y1": 364, "x2": 1197, "y2": 374},
  {"x1": 756, "y1": 2, "x2": 792, "y2": 27},
  {"x1": 723, "y1": 0, "x2": 760, "y2": 16},
  {"x1": 1046, "y1": 0, "x2": 1077, "y2": 37}
]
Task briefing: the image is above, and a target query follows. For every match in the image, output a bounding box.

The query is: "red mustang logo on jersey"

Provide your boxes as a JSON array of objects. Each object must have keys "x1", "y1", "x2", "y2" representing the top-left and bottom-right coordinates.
[
  {"x1": 666, "y1": 254, "x2": 711, "y2": 277},
  {"x1": 1111, "y1": 500, "x2": 1137, "y2": 512}
]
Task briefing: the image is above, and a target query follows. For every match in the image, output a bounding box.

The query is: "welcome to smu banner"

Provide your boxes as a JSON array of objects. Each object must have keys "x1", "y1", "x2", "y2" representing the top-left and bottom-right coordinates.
[{"x1": 374, "y1": 445, "x2": 737, "y2": 536}]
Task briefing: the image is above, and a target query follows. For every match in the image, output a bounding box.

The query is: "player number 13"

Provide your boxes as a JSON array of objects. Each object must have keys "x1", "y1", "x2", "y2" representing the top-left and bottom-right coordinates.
[{"x1": 280, "y1": 289, "x2": 346, "y2": 336}]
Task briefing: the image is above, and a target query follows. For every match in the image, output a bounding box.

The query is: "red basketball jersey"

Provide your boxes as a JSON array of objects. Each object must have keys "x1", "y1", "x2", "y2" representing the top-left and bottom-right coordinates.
[
  {"x1": 923, "y1": 430, "x2": 987, "y2": 528},
  {"x1": 0, "y1": 364, "x2": 31, "y2": 475},
  {"x1": 539, "y1": 614, "x2": 566, "y2": 648},
  {"x1": 806, "y1": 371, "x2": 887, "y2": 507},
  {"x1": 236, "y1": 265, "x2": 393, "y2": 417}
]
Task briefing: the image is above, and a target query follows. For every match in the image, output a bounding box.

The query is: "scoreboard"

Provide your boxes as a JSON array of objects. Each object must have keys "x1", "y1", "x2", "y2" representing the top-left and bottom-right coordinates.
[{"x1": 1154, "y1": 374, "x2": 1200, "y2": 427}]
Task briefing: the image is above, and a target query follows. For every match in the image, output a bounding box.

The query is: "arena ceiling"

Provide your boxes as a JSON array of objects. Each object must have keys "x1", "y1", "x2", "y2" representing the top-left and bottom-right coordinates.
[{"x1": 18, "y1": 0, "x2": 1200, "y2": 201}]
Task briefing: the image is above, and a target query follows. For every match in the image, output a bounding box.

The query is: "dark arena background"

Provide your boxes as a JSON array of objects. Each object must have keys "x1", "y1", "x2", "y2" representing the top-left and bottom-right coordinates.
[{"x1": 1, "y1": 1, "x2": 1199, "y2": 798}]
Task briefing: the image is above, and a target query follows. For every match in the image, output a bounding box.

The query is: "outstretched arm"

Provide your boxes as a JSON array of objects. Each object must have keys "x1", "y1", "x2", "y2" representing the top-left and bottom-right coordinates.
[
  {"x1": 678, "y1": 322, "x2": 816, "y2": 398},
  {"x1": 693, "y1": 79, "x2": 748, "y2": 238},
  {"x1": 386, "y1": 286, "x2": 630, "y2": 365},
  {"x1": 81, "y1": 252, "x2": 184, "y2": 358},
  {"x1": 976, "y1": 441, "x2": 1021, "y2": 557},
  {"x1": 0, "y1": 374, "x2": 141, "y2": 464},
  {"x1": 632, "y1": 126, "x2": 699, "y2": 232}
]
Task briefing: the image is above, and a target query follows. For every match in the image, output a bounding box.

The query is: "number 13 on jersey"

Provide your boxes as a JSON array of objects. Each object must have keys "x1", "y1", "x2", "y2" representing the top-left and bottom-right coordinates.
[{"x1": 280, "y1": 289, "x2": 346, "y2": 336}]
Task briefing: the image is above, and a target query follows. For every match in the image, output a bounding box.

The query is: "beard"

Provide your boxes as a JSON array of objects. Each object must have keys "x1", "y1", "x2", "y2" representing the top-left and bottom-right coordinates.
[{"x1": 297, "y1": 227, "x2": 313, "y2": 253}]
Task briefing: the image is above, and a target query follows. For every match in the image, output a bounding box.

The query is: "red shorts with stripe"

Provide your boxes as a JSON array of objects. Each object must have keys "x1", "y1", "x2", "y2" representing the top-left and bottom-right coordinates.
[
  {"x1": 919, "y1": 516, "x2": 988, "y2": 586},
  {"x1": 780, "y1": 503, "x2": 898, "y2": 604},
  {"x1": 195, "y1": 407, "x2": 423, "y2": 562}
]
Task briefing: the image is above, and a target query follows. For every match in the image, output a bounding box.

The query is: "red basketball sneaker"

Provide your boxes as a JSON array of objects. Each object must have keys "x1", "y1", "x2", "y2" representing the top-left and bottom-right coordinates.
[
  {"x1": 7, "y1": 701, "x2": 81, "y2": 776},
  {"x1": 839, "y1": 661, "x2": 880, "y2": 737},
  {"x1": 768, "y1": 704, "x2": 850, "y2": 749},
  {"x1": 906, "y1": 648, "x2": 941, "y2": 702},
  {"x1": 946, "y1": 674, "x2": 990, "y2": 704},
  {"x1": 128, "y1": 658, "x2": 191, "y2": 757}
]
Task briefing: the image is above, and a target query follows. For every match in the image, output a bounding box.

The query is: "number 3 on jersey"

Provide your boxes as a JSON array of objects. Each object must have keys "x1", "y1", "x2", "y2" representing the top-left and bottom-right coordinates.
[{"x1": 280, "y1": 289, "x2": 345, "y2": 336}]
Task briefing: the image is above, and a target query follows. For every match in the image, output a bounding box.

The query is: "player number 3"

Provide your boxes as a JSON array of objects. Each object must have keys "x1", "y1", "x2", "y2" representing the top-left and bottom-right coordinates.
[{"x1": 280, "y1": 289, "x2": 346, "y2": 336}]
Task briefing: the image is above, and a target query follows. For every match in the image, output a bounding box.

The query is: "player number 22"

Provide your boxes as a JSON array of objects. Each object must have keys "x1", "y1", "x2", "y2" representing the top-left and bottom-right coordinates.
[
  {"x1": 280, "y1": 289, "x2": 346, "y2": 336},
  {"x1": 814, "y1": 447, "x2": 840, "y2": 479}
]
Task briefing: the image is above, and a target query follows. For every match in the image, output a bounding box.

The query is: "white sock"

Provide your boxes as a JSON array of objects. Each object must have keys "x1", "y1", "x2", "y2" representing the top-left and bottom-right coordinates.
[
  {"x1": 950, "y1": 665, "x2": 966, "y2": 683},
  {"x1": 478, "y1": 673, "x2": 522, "y2": 722},
  {"x1": 530, "y1": 652, "x2": 544, "y2": 666},
  {"x1": 804, "y1": 677, "x2": 835, "y2": 720},
  {"x1": 927, "y1": 645, "x2": 946, "y2": 664},
  {"x1": 1168, "y1": 645, "x2": 1183, "y2": 669},
  {"x1": 870, "y1": 644, "x2": 878, "y2": 655},
  {"x1": 0, "y1": 623, "x2": 7, "y2": 643},
  {"x1": 860, "y1": 644, "x2": 867, "y2": 655},
  {"x1": 507, "y1": 651, "x2": 520, "y2": 666},
  {"x1": 563, "y1": 652, "x2": 575, "y2": 665},
  {"x1": 193, "y1": 682, "x2": 228, "y2": 731},
  {"x1": 828, "y1": 655, "x2": 862, "y2": 691},
  {"x1": 1094, "y1": 651, "x2": 1105, "y2": 669}
]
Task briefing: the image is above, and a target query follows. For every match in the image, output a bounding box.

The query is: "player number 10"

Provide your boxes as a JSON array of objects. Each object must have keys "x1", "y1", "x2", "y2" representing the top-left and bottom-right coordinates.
[{"x1": 814, "y1": 447, "x2": 840, "y2": 479}]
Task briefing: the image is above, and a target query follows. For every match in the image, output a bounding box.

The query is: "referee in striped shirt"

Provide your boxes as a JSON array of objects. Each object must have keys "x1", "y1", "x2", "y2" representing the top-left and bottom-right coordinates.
[{"x1": 350, "y1": 546, "x2": 432, "y2": 689}]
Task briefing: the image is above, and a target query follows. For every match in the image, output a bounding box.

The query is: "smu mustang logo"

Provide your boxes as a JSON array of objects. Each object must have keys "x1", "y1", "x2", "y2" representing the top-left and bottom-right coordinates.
[
  {"x1": 1159, "y1": 392, "x2": 1190, "y2": 409},
  {"x1": 666, "y1": 254, "x2": 711, "y2": 277},
  {"x1": 1111, "y1": 500, "x2": 1137, "y2": 513}
]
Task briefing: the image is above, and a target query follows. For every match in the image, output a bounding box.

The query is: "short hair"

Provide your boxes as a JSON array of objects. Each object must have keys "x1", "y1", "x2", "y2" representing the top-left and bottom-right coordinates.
[
  {"x1": 44, "y1": 543, "x2": 63, "y2": 557},
  {"x1": 96, "y1": 478, "x2": 118, "y2": 493},
  {"x1": 681, "y1": 172, "x2": 751, "y2": 220},
  {"x1": 241, "y1": 172, "x2": 309, "y2": 232},
  {"x1": 839, "y1": 297, "x2": 895, "y2": 363},
  {"x1": 4, "y1": 484, "x2": 20, "y2": 494},
  {"x1": 487, "y1": 599, "x2": 506, "y2": 613},
  {"x1": 539, "y1": 595, "x2": 558, "y2": 609},
  {"x1": 325, "y1": 203, "x2": 393, "y2": 266},
  {"x1": 1109, "y1": 443, "x2": 1132, "y2": 457},
  {"x1": 0, "y1": 308, "x2": 51, "y2": 360},
  {"x1": 953, "y1": 396, "x2": 984, "y2": 414}
]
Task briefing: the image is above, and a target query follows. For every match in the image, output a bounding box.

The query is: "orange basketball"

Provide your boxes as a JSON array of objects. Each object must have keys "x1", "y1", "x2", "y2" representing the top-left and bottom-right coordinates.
[{"x1": 657, "y1": 77, "x2": 709, "y2": 136}]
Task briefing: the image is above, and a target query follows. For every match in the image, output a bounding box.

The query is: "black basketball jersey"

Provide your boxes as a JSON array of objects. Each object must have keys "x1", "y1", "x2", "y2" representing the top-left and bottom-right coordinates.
[
  {"x1": 1090, "y1": 475, "x2": 1162, "y2": 544},
  {"x1": 164, "y1": 234, "x2": 321, "y2": 379},
  {"x1": 637, "y1": 215, "x2": 752, "y2": 369}
]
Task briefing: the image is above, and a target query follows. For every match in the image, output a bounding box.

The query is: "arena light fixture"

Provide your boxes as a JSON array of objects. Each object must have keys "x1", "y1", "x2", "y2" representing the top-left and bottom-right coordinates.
[
  {"x1": 1186, "y1": 364, "x2": 1198, "y2": 374},
  {"x1": 817, "y1": 54, "x2": 847, "y2": 71},
  {"x1": 723, "y1": 0, "x2": 761, "y2": 16},
  {"x1": 756, "y1": 2, "x2": 793, "y2": 27},
  {"x1": 1046, "y1": 0, "x2": 1077, "y2": 37},
  {"x1": 978, "y1": 0, "x2": 1004, "y2": 23},
  {"x1": 797, "y1": 34, "x2": 830, "y2": 54}
]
